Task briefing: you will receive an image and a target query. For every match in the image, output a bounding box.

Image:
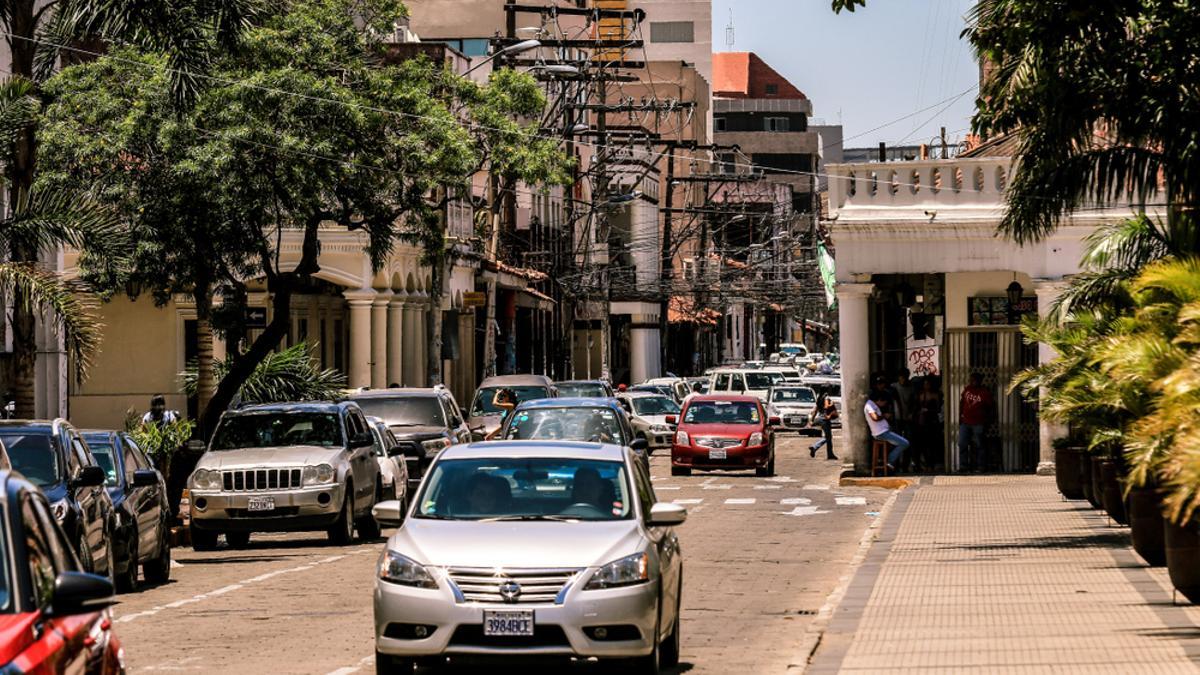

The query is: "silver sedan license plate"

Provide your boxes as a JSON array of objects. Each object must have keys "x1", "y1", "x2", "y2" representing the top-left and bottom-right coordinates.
[
  {"x1": 246, "y1": 496, "x2": 275, "y2": 512},
  {"x1": 709, "y1": 448, "x2": 727, "y2": 460},
  {"x1": 484, "y1": 609, "x2": 534, "y2": 636}
]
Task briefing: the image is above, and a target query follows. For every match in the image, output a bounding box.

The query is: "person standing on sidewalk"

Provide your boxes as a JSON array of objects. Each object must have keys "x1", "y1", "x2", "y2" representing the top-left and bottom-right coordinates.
[
  {"x1": 958, "y1": 372, "x2": 994, "y2": 472},
  {"x1": 865, "y1": 390, "x2": 908, "y2": 471},
  {"x1": 890, "y1": 369, "x2": 917, "y2": 469},
  {"x1": 914, "y1": 377, "x2": 943, "y2": 471},
  {"x1": 809, "y1": 393, "x2": 839, "y2": 461}
]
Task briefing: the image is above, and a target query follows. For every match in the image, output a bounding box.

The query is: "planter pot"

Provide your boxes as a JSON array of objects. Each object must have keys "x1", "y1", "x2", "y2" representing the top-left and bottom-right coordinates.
[
  {"x1": 1127, "y1": 486, "x2": 1167, "y2": 566},
  {"x1": 1054, "y1": 446, "x2": 1086, "y2": 499},
  {"x1": 1099, "y1": 460, "x2": 1129, "y2": 524},
  {"x1": 1080, "y1": 456, "x2": 1095, "y2": 505},
  {"x1": 1165, "y1": 518, "x2": 1200, "y2": 603},
  {"x1": 1086, "y1": 456, "x2": 1105, "y2": 509}
]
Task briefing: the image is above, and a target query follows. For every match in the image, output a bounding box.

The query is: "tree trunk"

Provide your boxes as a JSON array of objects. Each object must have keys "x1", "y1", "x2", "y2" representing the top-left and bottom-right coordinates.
[
  {"x1": 426, "y1": 248, "x2": 446, "y2": 386},
  {"x1": 195, "y1": 315, "x2": 216, "y2": 418}
]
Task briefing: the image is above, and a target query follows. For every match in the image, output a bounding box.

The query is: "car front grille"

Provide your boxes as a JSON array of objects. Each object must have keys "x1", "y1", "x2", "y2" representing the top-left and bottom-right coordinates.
[
  {"x1": 446, "y1": 567, "x2": 580, "y2": 605},
  {"x1": 222, "y1": 468, "x2": 303, "y2": 492},
  {"x1": 448, "y1": 624, "x2": 570, "y2": 648},
  {"x1": 695, "y1": 437, "x2": 742, "y2": 449}
]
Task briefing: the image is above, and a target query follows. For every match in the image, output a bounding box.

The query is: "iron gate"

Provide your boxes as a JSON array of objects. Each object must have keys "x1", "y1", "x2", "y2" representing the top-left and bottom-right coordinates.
[{"x1": 942, "y1": 327, "x2": 1039, "y2": 472}]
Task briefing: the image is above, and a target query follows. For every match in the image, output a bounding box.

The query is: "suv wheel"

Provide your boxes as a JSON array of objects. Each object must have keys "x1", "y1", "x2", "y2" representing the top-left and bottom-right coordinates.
[
  {"x1": 116, "y1": 534, "x2": 138, "y2": 593},
  {"x1": 143, "y1": 526, "x2": 171, "y2": 584},
  {"x1": 356, "y1": 484, "x2": 382, "y2": 540},
  {"x1": 328, "y1": 484, "x2": 355, "y2": 545},
  {"x1": 191, "y1": 526, "x2": 219, "y2": 551}
]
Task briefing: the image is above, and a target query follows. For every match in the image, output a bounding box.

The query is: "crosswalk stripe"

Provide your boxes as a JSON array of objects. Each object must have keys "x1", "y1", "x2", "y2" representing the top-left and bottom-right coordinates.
[
  {"x1": 754, "y1": 485, "x2": 783, "y2": 490},
  {"x1": 724, "y1": 498, "x2": 756, "y2": 505},
  {"x1": 803, "y1": 484, "x2": 830, "y2": 490},
  {"x1": 673, "y1": 498, "x2": 703, "y2": 505},
  {"x1": 835, "y1": 496, "x2": 867, "y2": 506},
  {"x1": 781, "y1": 497, "x2": 812, "y2": 505}
]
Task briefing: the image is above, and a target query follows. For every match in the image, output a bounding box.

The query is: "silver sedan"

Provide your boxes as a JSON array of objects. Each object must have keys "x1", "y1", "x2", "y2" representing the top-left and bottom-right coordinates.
[{"x1": 372, "y1": 441, "x2": 686, "y2": 674}]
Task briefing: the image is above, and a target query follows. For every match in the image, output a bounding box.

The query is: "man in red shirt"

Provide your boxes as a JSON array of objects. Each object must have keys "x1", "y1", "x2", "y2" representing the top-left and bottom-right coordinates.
[{"x1": 957, "y1": 372, "x2": 993, "y2": 472}]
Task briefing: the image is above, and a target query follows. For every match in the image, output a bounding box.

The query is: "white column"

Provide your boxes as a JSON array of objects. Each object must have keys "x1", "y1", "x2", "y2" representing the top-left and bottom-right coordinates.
[
  {"x1": 837, "y1": 283, "x2": 874, "y2": 472},
  {"x1": 321, "y1": 296, "x2": 338, "y2": 370},
  {"x1": 306, "y1": 295, "x2": 321, "y2": 351},
  {"x1": 371, "y1": 291, "x2": 392, "y2": 389},
  {"x1": 1034, "y1": 279, "x2": 1070, "y2": 476},
  {"x1": 412, "y1": 293, "x2": 428, "y2": 386},
  {"x1": 343, "y1": 290, "x2": 375, "y2": 390},
  {"x1": 402, "y1": 299, "x2": 419, "y2": 386},
  {"x1": 630, "y1": 327, "x2": 661, "y2": 383},
  {"x1": 387, "y1": 292, "x2": 406, "y2": 387}
]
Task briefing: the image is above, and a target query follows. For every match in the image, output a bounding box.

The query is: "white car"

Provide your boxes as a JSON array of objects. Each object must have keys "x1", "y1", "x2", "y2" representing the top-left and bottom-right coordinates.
[
  {"x1": 768, "y1": 386, "x2": 819, "y2": 435},
  {"x1": 372, "y1": 441, "x2": 685, "y2": 674},
  {"x1": 707, "y1": 368, "x2": 786, "y2": 403},
  {"x1": 367, "y1": 417, "x2": 410, "y2": 508},
  {"x1": 617, "y1": 392, "x2": 681, "y2": 452}
]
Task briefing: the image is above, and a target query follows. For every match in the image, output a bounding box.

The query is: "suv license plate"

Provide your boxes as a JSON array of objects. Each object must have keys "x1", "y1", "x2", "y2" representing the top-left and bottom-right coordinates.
[
  {"x1": 709, "y1": 448, "x2": 727, "y2": 460},
  {"x1": 484, "y1": 610, "x2": 534, "y2": 636},
  {"x1": 246, "y1": 496, "x2": 275, "y2": 512}
]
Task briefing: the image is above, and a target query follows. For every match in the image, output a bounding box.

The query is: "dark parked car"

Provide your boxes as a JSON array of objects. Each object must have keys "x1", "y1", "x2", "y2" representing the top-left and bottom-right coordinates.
[
  {"x1": 351, "y1": 388, "x2": 468, "y2": 489},
  {"x1": 0, "y1": 421, "x2": 115, "y2": 583},
  {"x1": 554, "y1": 379, "x2": 615, "y2": 398},
  {"x1": 0, "y1": 470, "x2": 123, "y2": 674},
  {"x1": 82, "y1": 430, "x2": 172, "y2": 592}
]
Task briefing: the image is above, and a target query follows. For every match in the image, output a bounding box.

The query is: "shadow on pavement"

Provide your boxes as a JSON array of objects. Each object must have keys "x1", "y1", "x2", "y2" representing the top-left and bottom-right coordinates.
[{"x1": 933, "y1": 530, "x2": 1130, "y2": 551}]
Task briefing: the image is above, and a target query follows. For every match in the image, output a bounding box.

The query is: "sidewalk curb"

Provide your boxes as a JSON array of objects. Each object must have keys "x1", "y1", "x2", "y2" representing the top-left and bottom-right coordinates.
[{"x1": 787, "y1": 482, "x2": 908, "y2": 672}]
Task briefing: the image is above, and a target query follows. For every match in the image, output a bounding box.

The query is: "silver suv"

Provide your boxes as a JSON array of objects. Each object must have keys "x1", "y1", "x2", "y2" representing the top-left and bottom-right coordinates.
[
  {"x1": 187, "y1": 401, "x2": 381, "y2": 549},
  {"x1": 372, "y1": 441, "x2": 686, "y2": 674}
]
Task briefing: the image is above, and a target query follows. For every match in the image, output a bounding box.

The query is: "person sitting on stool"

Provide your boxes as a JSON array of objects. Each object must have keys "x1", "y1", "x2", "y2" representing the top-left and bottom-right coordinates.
[{"x1": 865, "y1": 389, "x2": 908, "y2": 472}]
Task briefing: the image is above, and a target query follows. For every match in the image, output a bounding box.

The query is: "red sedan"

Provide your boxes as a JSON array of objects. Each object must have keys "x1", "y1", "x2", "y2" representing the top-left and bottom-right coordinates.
[
  {"x1": 669, "y1": 395, "x2": 777, "y2": 477},
  {"x1": 0, "y1": 470, "x2": 124, "y2": 674}
]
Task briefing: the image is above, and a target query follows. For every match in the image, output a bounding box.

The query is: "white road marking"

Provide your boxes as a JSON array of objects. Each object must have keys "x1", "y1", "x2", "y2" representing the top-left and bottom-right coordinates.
[
  {"x1": 725, "y1": 498, "x2": 756, "y2": 505},
  {"x1": 326, "y1": 655, "x2": 375, "y2": 675},
  {"x1": 779, "y1": 505, "x2": 830, "y2": 516},
  {"x1": 116, "y1": 548, "x2": 370, "y2": 624},
  {"x1": 673, "y1": 498, "x2": 704, "y2": 505},
  {"x1": 701, "y1": 484, "x2": 732, "y2": 490},
  {"x1": 836, "y1": 496, "x2": 867, "y2": 506},
  {"x1": 765, "y1": 476, "x2": 797, "y2": 483},
  {"x1": 803, "y1": 484, "x2": 830, "y2": 490},
  {"x1": 654, "y1": 486, "x2": 681, "y2": 491},
  {"x1": 781, "y1": 497, "x2": 812, "y2": 505},
  {"x1": 754, "y1": 485, "x2": 783, "y2": 490},
  {"x1": 142, "y1": 656, "x2": 204, "y2": 671}
]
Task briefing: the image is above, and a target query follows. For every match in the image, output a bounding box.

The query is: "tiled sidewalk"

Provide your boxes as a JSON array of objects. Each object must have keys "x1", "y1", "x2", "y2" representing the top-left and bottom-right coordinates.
[{"x1": 807, "y1": 475, "x2": 1200, "y2": 674}]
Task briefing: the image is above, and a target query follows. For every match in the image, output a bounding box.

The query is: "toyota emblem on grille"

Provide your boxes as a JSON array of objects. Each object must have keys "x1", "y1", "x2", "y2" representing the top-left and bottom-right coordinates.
[{"x1": 499, "y1": 580, "x2": 522, "y2": 603}]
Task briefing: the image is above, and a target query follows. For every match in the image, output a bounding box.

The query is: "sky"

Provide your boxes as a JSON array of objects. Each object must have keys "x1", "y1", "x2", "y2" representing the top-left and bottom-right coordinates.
[{"x1": 710, "y1": 0, "x2": 979, "y2": 149}]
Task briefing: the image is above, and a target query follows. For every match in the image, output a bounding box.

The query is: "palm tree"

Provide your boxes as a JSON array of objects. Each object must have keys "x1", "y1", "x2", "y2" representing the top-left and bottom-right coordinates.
[
  {"x1": 0, "y1": 0, "x2": 256, "y2": 417},
  {"x1": 181, "y1": 342, "x2": 347, "y2": 405}
]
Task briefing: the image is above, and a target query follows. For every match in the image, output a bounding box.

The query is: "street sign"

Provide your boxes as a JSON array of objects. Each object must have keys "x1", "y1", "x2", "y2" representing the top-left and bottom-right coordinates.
[
  {"x1": 245, "y1": 307, "x2": 267, "y2": 328},
  {"x1": 463, "y1": 291, "x2": 486, "y2": 308}
]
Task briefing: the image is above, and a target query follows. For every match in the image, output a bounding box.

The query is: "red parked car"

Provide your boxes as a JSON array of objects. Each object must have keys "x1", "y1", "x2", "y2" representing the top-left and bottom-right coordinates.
[
  {"x1": 669, "y1": 395, "x2": 778, "y2": 477},
  {"x1": 0, "y1": 470, "x2": 124, "y2": 674}
]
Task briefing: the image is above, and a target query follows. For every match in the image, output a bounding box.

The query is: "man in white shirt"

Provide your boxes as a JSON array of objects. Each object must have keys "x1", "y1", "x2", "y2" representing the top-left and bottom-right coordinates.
[
  {"x1": 865, "y1": 390, "x2": 909, "y2": 470},
  {"x1": 141, "y1": 394, "x2": 180, "y2": 428}
]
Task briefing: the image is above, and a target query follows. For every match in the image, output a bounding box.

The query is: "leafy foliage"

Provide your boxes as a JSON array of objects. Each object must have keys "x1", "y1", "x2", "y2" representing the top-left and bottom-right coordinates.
[
  {"x1": 181, "y1": 342, "x2": 347, "y2": 405},
  {"x1": 126, "y1": 415, "x2": 196, "y2": 464}
]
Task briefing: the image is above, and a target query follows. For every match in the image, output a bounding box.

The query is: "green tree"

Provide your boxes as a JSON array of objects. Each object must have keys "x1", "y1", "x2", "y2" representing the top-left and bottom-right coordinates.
[{"x1": 182, "y1": 342, "x2": 347, "y2": 405}]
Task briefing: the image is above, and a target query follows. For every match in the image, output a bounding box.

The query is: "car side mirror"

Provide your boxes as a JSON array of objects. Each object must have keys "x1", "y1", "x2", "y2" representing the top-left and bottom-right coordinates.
[
  {"x1": 769, "y1": 416, "x2": 781, "y2": 426},
  {"x1": 647, "y1": 502, "x2": 687, "y2": 527},
  {"x1": 351, "y1": 432, "x2": 374, "y2": 448},
  {"x1": 630, "y1": 438, "x2": 649, "y2": 452},
  {"x1": 664, "y1": 415, "x2": 677, "y2": 425},
  {"x1": 387, "y1": 444, "x2": 405, "y2": 458},
  {"x1": 48, "y1": 572, "x2": 115, "y2": 617},
  {"x1": 131, "y1": 469, "x2": 158, "y2": 488},
  {"x1": 372, "y1": 499, "x2": 406, "y2": 528},
  {"x1": 72, "y1": 465, "x2": 105, "y2": 488},
  {"x1": 402, "y1": 445, "x2": 426, "y2": 461}
]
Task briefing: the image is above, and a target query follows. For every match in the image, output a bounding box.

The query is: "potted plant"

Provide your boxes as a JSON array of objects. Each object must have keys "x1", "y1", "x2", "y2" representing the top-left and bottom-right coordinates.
[
  {"x1": 1099, "y1": 452, "x2": 1128, "y2": 524},
  {"x1": 1052, "y1": 436, "x2": 1086, "y2": 499},
  {"x1": 126, "y1": 411, "x2": 196, "y2": 517}
]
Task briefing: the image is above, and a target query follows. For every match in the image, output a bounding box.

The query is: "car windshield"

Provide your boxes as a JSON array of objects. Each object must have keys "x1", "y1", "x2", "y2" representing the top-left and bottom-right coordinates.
[
  {"x1": 210, "y1": 412, "x2": 343, "y2": 450},
  {"x1": 415, "y1": 457, "x2": 632, "y2": 521},
  {"x1": 503, "y1": 407, "x2": 626, "y2": 444},
  {"x1": 83, "y1": 441, "x2": 121, "y2": 487},
  {"x1": 772, "y1": 388, "x2": 816, "y2": 404},
  {"x1": 471, "y1": 386, "x2": 551, "y2": 415},
  {"x1": 556, "y1": 382, "x2": 608, "y2": 397},
  {"x1": 631, "y1": 396, "x2": 680, "y2": 416},
  {"x1": 353, "y1": 396, "x2": 444, "y2": 427},
  {"x1": 0, "y1": 434, "x2": 60, "y2": 487},
  {"x1": 683, "y1": 401, "x2": 761, "y2": 425}
]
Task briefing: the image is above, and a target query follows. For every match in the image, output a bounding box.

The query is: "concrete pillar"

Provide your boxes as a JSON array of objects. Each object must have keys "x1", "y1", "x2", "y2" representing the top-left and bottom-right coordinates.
[
  {"x1": 371, "y1": 291, "x2": 392, "y2": 389},
  {"x1": 306, "y1": 295, "x2": 321, "y2": 352},
  {"x1": 344, "y1": 290, "x2": 375, "y2": 390},
  {"x1": 387, "y1": 292, "x2": 406, "y2": 387},
  {"x1": 1034, "y1": 279, "x2": 1070, "y2": 476},
  {"x1": 837, "y1": 282, "x2": 874, "y2": 473},
  {"x1": 401, "y1": 299, "x2": 419, "y2": 386},
  {"x1": 412, "y1": 293, "x2": 428, "y2": 386},
  {"x1": 321, "y1": 296, "x2": 338, "y2": 370},
  {"x1": 630, "y1": 327, "x2": 661, "y2": 384}
]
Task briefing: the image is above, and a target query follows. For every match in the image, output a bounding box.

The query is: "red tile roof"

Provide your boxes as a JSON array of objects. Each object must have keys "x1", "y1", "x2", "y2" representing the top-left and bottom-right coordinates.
[{"x1": 712, "y1": 52, "x2": 807, "y2": 100}]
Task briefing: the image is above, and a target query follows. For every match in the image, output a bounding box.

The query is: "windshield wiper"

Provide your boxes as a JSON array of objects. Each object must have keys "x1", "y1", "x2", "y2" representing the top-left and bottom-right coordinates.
[{"x1": 478, "y1": 514, "x2": 578, "y2": 523}]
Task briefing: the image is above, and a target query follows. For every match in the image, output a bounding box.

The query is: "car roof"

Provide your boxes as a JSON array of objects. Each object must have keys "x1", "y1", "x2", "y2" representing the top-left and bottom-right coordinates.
[
  {"x1": 618, "y1": 391, "x2": 667, "y2": 399},
  {"x1": 478, "y1": 375, "x2": 554, "y2": 387},
  {"x1": 230, "y1": 401, "x2": 347, "y2": 414},
  {"x1": 684, "y1": 394, "x2": 762, "y2": 404},
  {"x1": 440, "y1": 440, "x2": 627, "y2": 461},
  {"x1": 80, "y1": 429, "x2": 121, "y2": 437},
  {"x1": 351, "y1": 389, "x2": 440, "y2": 399},
  {"x1": 554, "y1": 379, "x2": 607, "y2": 385},
  {"x1": 515, "y1": 397, "x2": 620, "y2": 410}
]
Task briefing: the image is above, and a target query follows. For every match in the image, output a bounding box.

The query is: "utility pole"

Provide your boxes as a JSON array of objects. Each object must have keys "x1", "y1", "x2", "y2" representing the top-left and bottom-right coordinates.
[
  {"x1": 482, "y1": 3, "x2": 517, "y2": 378},
  {"x1": 659, "y1": 147, "x2": 675, "y2": 374}
]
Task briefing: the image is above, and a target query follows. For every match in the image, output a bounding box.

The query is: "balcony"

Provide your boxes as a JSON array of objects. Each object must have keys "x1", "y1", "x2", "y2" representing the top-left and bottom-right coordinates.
[{"x1": 827, "y1": 157, "x2": 1014, "y2": 221}]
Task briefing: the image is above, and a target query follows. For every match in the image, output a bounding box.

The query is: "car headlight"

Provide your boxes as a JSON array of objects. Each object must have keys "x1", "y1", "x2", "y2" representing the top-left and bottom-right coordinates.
[
  {"x1": 421, "y1": 437, "x2": 451, "y2": 453},
  {"x1": 191, "y1": 469, "x2": 222, "y2": 491},
  {"x1": 302, "y1": 464, "x2": 336, "y2": 486},
  {"x1": 51, "y1": 499, "x2": 68, "y2": 523},
  {"x1": 674, "y1": 430, "x2": 689, "y2": 446},
  {"x1": 748, "y1": 432, "x2": 764, "y2": 447},
  {"x1": 651, "y1": 424, "x2": 672, "y2": 433},
  {"x1": 378, "y1": 551, "x2": 438, "y2": 588},
  {"x1": 584, "y1": 552, "x2": 651, "y2": 590}
]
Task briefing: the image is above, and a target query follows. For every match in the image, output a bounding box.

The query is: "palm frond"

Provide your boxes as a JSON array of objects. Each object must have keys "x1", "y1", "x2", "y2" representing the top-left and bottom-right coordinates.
[
  {"x1": 181, "y1": 341, "x2": 346, "y2": 405},
  {"x1": 0, "y1": 263, "x2": 101, "y2": 383},
  {"x1": 1, "y1": 187, "x2": 128, "y2": 258},
  {"x1": 0, "y1": 77, "x2": 39, "y2": 149}
]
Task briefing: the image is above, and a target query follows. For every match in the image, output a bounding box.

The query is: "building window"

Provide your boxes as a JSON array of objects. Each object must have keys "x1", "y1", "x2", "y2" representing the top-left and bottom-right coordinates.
[
  {"x1": 765, "y1": 84, "x2": 779, "y2": 95},
  {"x1": 650, "y1": 21, "x2": 695, "y2": 43},
  {"x1": 765, "y1": 117, "x2": 789, "y2": 132},
  {"x1": 719, "y1": 153, "x2": 737, "y2": 174},
  {"x1": 715, "y1": 117, "x2": 727, "y2": 132}
]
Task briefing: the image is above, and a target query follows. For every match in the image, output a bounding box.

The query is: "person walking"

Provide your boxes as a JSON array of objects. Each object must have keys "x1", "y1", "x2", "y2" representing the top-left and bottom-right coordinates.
[
  {"x1": 141, "y1": 394, "x2": 180, "y2": 428},
  {"x1": 958, "y1": 372, "x2": 994, "y2": 472},
  {"x1": 865, "y1": 389, "x2": 909, "y2": 471},
  {"x1": 808, "y1": 393, "x2": 839, "y2": 460}
]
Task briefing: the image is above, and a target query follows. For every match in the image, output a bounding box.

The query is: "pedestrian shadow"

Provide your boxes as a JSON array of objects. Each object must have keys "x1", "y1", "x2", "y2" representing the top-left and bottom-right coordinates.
[{"x1": 932, "y1": 530, "x2": 1130, "y2": 551}]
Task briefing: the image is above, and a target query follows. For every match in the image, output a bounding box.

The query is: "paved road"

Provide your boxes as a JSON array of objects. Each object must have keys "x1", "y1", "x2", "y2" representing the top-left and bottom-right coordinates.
[{"x1": 114, "y1": 433, "x2": 888, "y2": 674}]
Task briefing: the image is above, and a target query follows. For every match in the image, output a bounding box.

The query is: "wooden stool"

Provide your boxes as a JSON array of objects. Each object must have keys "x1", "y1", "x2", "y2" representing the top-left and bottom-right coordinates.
[{"x1": 871, "y1": 440, "x2": 891, "y2": 477}]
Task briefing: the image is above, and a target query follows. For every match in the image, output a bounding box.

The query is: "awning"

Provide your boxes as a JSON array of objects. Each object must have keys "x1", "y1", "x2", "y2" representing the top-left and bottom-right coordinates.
[{"x1": 668, "y1": 296, "x2": 721, "y2": 326}]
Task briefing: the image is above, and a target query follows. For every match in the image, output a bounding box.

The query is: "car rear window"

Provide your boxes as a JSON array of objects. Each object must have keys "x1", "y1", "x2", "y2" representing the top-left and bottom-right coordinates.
[
  {"x1": 353, "y1": 396, "x2": 444, "y2": 427},
  {"x1": 0, "y1": 434, "x2": 60, "y2": 487},
  {"x1": 82, "y1": 441, "x2": 121, "y2": 487},
  {"x1": 471, "y1": 386, "x2": 551, "y2": 415},
  {"x1": 682, "y1": 401, "x2": 761, "y2": 425},
  {"x1": 772, "y1": 389, "x2": 816, "y2": 403},
  {"x1": 503, "y1": 407, "x2": 625, "y2": 444},
  {"x1": 211, "y1": 413, "x2": 343, "y2": 450},
  {"x1": 556, "y1": 382, "x2": 608, "y2": 397}
]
